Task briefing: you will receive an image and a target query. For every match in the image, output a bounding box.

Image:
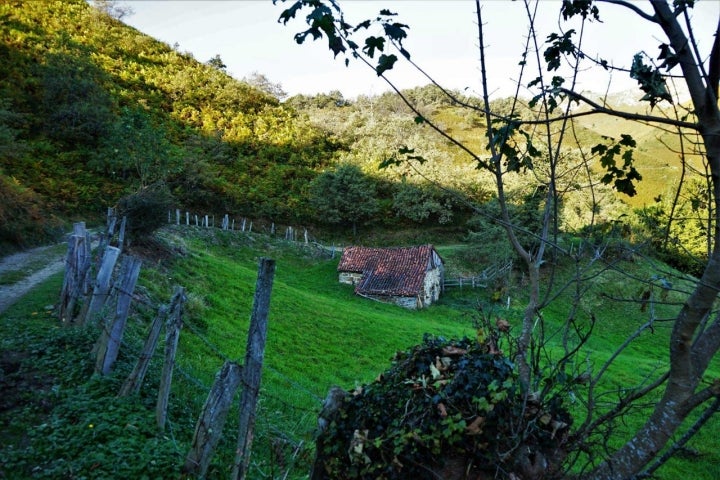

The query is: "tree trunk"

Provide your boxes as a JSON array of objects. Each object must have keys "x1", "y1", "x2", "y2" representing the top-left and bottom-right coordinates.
[{"x1": 584, "y1": 3, "x2": 720, "y2": 477}]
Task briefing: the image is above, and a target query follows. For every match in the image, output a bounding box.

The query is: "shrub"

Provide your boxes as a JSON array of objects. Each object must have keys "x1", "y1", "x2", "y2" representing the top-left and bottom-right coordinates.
[
  {"x1": 116, "y1": 183, "x2": 175, "y2": 244},
  {"x1": 312, "y1": 334, "x2": 572, "y2": 479}
]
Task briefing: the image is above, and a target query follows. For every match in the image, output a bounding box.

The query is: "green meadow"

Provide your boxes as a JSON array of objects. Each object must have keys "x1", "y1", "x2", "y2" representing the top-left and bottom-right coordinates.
[{"x1": 1, "y1": 226, "x2": 718, "y2": 479}]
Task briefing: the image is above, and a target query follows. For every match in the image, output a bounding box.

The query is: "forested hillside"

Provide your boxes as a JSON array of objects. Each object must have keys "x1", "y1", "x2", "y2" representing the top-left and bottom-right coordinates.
[
  {"x1": 0, "y1": 0, "x2": 338, "y2": 249},
  {"x1": 0, "y1": 0, "x2": 708, "y2": 273}
]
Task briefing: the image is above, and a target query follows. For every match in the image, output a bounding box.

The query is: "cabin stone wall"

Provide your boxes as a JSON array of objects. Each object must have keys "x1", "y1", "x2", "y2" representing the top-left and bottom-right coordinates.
[
  {"x1": 339, "y1": 272, "x2": 363, "y2": 285},
  {"x1": 362, "y1": 294, "x2": 420, "y2": 310},
  {"x1": 422, "y1": 266, "x2": 443, "y2": 307}
]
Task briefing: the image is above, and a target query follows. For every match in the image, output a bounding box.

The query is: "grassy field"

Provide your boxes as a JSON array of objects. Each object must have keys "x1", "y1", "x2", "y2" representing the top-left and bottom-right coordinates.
[{"x1": 1, "y1": 226, "x2": 718, "y2": 479}]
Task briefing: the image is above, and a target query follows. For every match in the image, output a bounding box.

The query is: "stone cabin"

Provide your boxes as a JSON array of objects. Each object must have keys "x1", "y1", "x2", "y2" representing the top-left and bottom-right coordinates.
[{"x1": 337, "y1": 245, "x2": 445, "y2": 309}]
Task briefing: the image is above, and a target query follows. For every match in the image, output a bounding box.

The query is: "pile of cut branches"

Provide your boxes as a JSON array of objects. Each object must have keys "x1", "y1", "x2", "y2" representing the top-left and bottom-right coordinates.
[{"x1": 312, "y1": 333, "x2": 571, "y2": 479}]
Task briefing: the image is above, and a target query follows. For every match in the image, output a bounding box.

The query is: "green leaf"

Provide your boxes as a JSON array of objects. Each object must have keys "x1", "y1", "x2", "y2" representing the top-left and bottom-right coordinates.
[
  {"x1": 544, "y1": 30, "x2": 576, "y2": 71},
  {"x1": 561, "y1": 0, "x2": 601, "y2": 20},
  {"x1": 354, "y1": 19, "x2": 371, "y2": 31},
  {"x1": 363, "y1": 36, "x2": 385, "y2": 58},
  {"x1": 383, "y1": 22, "x2": 408, "y2": 44},
  {"x1": 376, "y1": 54, "x2": 397, "y2": 76},
  {"x1": 278, "y1": 1, "x2": 303, "y2": 24},
  {"x1": 630, "y1": 53, "x2": 672, "y2": 107}
]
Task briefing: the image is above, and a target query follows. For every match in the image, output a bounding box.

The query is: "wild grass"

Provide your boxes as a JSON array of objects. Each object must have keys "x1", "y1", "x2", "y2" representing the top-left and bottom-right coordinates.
[{"x1": 1, "y1": 227, "x2": 718, "y2": 479}]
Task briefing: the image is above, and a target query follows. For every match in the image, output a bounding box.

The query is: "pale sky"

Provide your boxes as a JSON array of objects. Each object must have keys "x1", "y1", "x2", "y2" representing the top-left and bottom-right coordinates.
[{"x1": 120, "y1": 1, "x2": 720, "y2": 100}]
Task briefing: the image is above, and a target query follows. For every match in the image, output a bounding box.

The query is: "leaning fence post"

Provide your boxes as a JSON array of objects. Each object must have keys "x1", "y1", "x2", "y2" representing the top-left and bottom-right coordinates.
[
  {"x1": 231, "y1": 258, "x2": 275, "y2": 480},
  {"x1": 184, "y1": 361, "x2": 243, "y2": 477},
  {"x1": 118, "y1": 304, "x2": 168, "y2": 397},
  {"x1": 94, "y1": 255, "x2": 142, "y2": 375},
  {"x1": 80, "y1": 246, "x2": 121, "y2": 325},
  {"x1": 156, "y1": 286, "x2": 186, "y2": 431}
]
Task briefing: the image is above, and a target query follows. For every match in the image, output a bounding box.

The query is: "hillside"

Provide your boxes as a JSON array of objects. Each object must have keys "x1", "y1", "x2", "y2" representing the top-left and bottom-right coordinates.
[
  {"x1": 2, "y1": 0, "x2": 711, "y2": 277},
  {"x1": 0, "y1": 0, "x2": 339, "y2": 250}
]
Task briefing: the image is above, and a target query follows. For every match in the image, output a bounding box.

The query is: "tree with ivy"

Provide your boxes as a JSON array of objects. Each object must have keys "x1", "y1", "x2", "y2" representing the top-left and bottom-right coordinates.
[
  {"x1": 308, "y1": 163, "x2": 379, "y2": 236},
  {"x1": 276, "y1": 0, "x2": 720, "y2": 478}
]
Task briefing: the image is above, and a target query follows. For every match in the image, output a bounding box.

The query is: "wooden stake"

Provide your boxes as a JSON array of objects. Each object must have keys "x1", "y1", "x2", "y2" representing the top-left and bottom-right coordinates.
[{"x1": 232, "y1": 258, "x2": 275, "y2": 480}]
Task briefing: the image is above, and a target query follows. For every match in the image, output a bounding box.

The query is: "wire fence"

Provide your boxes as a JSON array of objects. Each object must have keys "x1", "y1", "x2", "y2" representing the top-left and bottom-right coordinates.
[
  {"x1": 167, "y1": 209, "x2": 339, "y2": 259},
  {"x1": 58, "y1": 217, "x2": 325, "y2": 479}
]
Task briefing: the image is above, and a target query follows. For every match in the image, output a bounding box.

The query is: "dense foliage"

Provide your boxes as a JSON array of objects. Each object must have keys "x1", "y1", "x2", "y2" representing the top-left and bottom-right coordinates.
[
  {"x1": 2, "y1": 0, "x2": 709, "y2": 269},
  {"x1": 313, "y1": 334, "x2": 571, "y2": 479},
  {"x1": 0, "y1": 0, "x2": 339, "y2": 245}
]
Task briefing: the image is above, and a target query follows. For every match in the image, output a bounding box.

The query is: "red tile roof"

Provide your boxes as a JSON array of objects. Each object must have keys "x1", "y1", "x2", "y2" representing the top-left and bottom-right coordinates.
[{"x1": 338, "y1": 245, "x2": 442, "y2": 296}]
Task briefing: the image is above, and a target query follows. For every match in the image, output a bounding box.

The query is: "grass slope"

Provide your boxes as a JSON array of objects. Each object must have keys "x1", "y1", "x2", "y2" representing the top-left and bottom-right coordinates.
[{"x1": 1, "y1": 227, "x2": 718, "y2": 479}]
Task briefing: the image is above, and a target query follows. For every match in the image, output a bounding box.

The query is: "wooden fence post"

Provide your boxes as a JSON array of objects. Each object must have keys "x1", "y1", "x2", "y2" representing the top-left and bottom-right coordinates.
[
  {"x1": 118, "y1": 304, "x2": 168, "y2": 397},
  {"x1": 98, "y1": 207, "x2": 117, "y2": 260},
  {"x1": 156, "y1": 286, "x2": 186, "y2": 431},
  {"x1": 94, "y1": 255, "x2": 142, "y2": 375},
  {"x1": 232, "y1": 258, "x2": 275, "y2": 480},
  {"x1": 59, "y1": 224, "x2": 91, "y2": 324},
  {"x1": 80, "y1": 246, "x2": 121, "y2": 325},
  {"x1": 117, "y1": 216, "x2": 127, "y2": 252},
  {"x1": 184, "y1": 361, "x2": 243, "y2": 477}
]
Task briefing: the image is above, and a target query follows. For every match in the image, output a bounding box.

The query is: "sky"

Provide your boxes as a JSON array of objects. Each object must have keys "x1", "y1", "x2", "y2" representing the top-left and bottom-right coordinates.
[{"x1": 120, "y1": 1, "x2": 720, "y2": 100}]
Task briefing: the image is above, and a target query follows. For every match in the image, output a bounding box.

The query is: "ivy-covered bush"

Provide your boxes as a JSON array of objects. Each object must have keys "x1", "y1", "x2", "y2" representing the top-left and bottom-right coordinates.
[{"x1": 313, "y1": 335, "x2": 572, "y2": 479}]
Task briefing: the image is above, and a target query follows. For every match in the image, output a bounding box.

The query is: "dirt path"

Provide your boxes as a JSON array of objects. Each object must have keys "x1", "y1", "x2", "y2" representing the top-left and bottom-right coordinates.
[{"x1": 0, "y1": 244, "x2": 67, "y2": 315}]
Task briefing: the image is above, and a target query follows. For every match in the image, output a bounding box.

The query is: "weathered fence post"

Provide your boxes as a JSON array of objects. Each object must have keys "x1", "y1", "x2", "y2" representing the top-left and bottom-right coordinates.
[
  {"x1": 183, "y1": 361, "x2": 243, "y2": 477},
  {"x1": 80, "y1": 246, "x2": 121, "y2": 325},
  {"x1": 94, "y1": 255, "x2": 142, "y2": 375},
  {"x1": 98, "y1": 207, "x2": 117, "y2": 260},
  {"x1": 117, "y1": 216, "x2": 127, "y2": 252},
  {"x1": 156, "y1": 286, "x2": 186, "y2": 431},
  {"x1": 58, "y1": 223, "x2": 92, "y2": 324},
  {"x1": 118, "y1": 304, "x2": 168, "y2": 397},
  {"x1": 232, "y1": 258, "x2": 275, "y2": 480}
]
